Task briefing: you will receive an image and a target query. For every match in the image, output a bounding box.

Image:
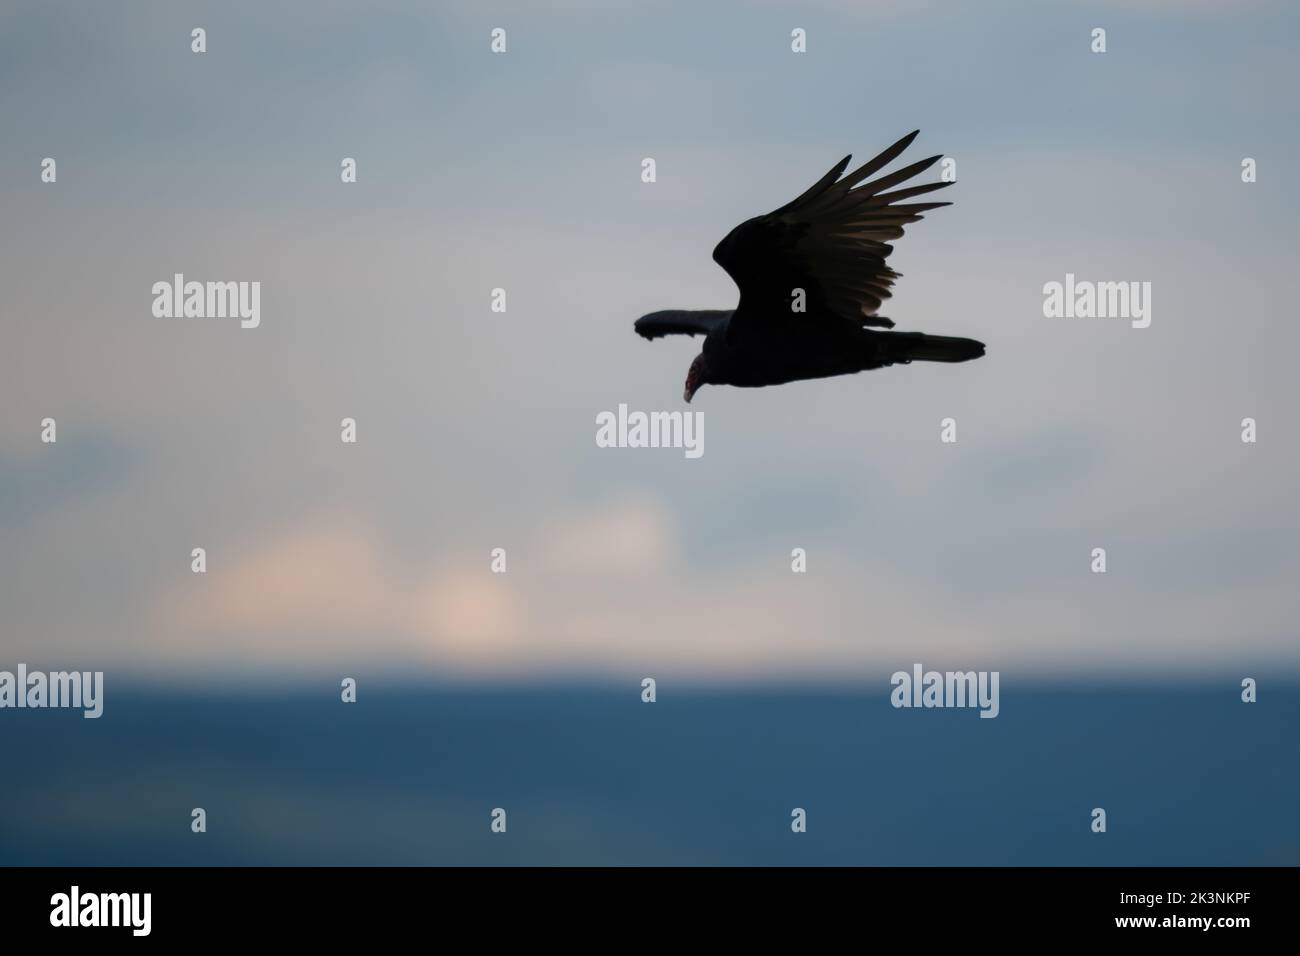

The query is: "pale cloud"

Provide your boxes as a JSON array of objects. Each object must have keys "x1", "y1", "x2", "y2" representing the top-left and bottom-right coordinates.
[
  {"x1": 141, "y1": 513, "x2": 525, "y2": 672},
  {"x1": 135, "y1": 496, "x2": 1300, "y2": 679},
  {"x1": 537, "y1": 496, "x2": 673, "y2": 578}
]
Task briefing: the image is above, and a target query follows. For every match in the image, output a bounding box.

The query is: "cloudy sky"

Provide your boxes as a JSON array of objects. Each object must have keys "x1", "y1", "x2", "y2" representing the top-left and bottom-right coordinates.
[{"x1": 2, "y1": 0, "x2": 1298, "y2": 682}]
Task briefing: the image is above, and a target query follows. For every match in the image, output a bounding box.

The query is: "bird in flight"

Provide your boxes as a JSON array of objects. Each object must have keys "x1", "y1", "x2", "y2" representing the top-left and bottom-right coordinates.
[{"x1": 635, "y1": 130, "x2": 984, "y2": 402}]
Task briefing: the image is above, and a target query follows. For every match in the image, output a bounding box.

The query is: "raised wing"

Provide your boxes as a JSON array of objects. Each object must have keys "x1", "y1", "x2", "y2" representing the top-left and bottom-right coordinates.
[
  {"x1": 711, "y1": 130, "x2": 950, "y2": 333},
  {"x1": 634, "y1": 309, "x2": 732, "y2": 340}
]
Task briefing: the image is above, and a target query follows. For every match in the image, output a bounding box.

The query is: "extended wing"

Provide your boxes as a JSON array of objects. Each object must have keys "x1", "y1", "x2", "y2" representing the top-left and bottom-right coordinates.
[
  {"x1": 711, "y1": 130, "x2": 950, "y2": 334},
  {"x1": 634, "y1": 309, "x2": 732, "y2": 340}
]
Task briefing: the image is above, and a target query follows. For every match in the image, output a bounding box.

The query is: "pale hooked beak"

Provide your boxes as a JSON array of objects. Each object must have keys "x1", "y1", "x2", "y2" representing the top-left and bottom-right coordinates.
[{"x1": 684, "y1": 356, "x2": 705, "y2": 403}]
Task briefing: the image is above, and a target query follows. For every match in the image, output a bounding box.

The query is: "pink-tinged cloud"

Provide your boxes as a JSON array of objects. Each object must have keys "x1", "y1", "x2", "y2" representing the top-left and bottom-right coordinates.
[{"x1": 140, "y1": 497, "x2": 1300, "y2": 679}]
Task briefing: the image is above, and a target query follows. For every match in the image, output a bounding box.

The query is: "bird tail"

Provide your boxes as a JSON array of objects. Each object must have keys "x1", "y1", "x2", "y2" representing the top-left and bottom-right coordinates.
[{"x1": 885, "y1": 331, "x2": 985, "y2": 364}]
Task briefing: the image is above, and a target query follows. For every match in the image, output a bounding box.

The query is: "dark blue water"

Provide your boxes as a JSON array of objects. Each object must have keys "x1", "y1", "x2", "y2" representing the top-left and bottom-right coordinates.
[{"x1": 2, "y1": 681, "x2": 1295, "y2": 865}]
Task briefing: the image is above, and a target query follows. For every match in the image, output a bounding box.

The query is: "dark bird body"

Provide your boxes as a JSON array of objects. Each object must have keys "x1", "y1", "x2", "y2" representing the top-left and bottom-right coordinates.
[{"x1": 635, "y1": 131, "x2": 985, "y2": 402}]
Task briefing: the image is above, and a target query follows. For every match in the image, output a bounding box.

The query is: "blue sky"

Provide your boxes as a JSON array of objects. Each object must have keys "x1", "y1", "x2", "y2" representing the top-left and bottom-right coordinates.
[{"x1": 2, "y1": 0, "x2": 1298, "y2": 681}]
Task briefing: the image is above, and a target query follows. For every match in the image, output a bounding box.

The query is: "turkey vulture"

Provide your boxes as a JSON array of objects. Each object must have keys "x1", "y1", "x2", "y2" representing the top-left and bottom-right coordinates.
[{"x1": 635, "y1": 130, "x2": 984, "y2": 402}]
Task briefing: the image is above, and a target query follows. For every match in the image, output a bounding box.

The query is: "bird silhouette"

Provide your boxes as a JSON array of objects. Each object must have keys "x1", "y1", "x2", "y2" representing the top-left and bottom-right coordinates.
[{"x1": 635, "y1": 131, "x2": 984, "y2": 402}]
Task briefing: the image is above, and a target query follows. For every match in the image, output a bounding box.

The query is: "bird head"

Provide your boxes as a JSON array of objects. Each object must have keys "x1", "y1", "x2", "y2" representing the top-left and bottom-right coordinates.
[{"x1": 684, "y1": 353, "x2": 708, "y2": 403}]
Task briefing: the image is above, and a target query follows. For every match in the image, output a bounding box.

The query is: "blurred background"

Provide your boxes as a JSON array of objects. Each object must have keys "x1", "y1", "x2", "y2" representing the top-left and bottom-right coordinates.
[{"x1": 2, "y1": 0, "x2": 1298, "y2": 864}]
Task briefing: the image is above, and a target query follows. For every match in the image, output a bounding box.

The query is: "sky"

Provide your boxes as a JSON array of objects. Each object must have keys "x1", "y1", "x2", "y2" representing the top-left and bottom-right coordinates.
[{"x1": 2, "y1": 0, "x2": 1299, "y2": 684}]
